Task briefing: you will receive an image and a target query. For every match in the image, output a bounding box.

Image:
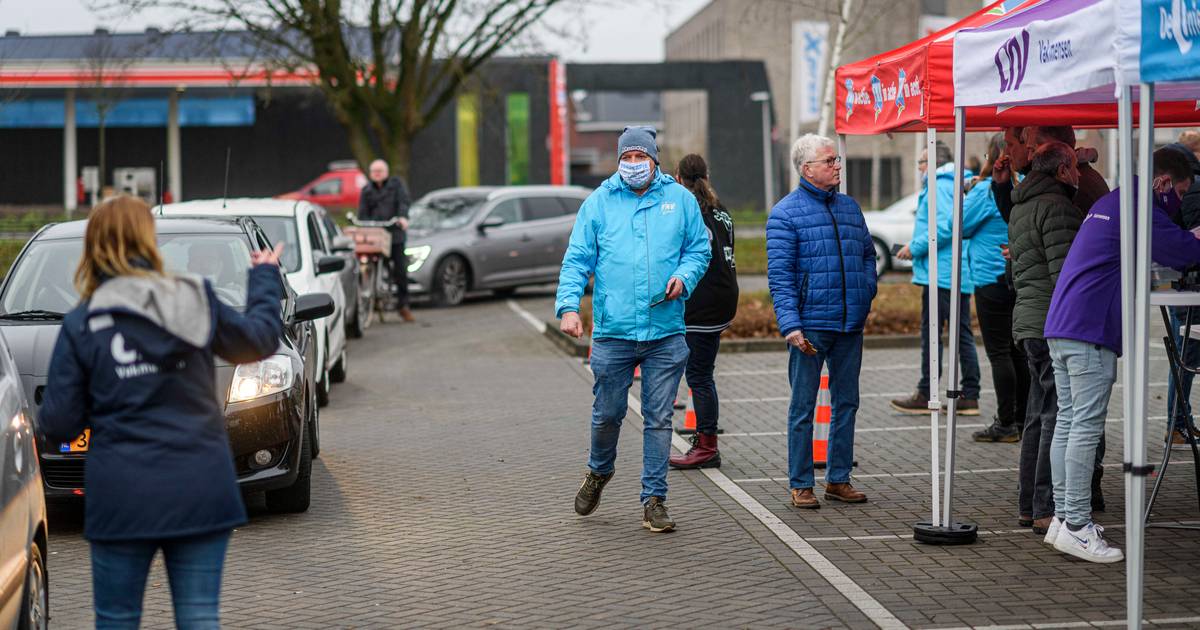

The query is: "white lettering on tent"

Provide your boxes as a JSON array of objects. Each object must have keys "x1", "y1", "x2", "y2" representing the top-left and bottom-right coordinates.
[{"x1": 1160, "y1": 0, "x2": 1200, "y2": 54}]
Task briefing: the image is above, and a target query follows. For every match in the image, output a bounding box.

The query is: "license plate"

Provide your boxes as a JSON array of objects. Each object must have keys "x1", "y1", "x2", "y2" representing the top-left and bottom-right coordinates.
[{"x1": 59, "y1": 429, "x2": 90, "y2": 453}]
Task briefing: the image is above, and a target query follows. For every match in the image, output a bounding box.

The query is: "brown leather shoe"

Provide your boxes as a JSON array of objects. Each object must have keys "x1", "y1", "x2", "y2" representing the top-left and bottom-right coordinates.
[
  {"x1": 399, "y1": 306, "x2": 416, "y2": 322},
  {"x1": 824, "y1": 482, "x2": 867, "y2": 503},
  {"x1": 957, "y1": 398, "x2": 980, "y2": 415},
  {"x1": 790, "y1": 488, "x2": 820, "y2": 509},
  {"x1": 1032, "y1": 516, "x2": 1053, "y2": 535}
]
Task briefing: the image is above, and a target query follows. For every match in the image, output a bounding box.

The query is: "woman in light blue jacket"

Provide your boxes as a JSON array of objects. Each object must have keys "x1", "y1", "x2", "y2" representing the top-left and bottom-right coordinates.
[{"x1": 967, "y1": 133, "x2": 1030, "y2": 443}]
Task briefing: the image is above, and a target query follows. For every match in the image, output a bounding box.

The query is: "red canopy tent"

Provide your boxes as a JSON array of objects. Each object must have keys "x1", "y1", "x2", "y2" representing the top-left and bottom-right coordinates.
[{"x1": 834, "y1": 0, "x2": 1199, "y2": 134}]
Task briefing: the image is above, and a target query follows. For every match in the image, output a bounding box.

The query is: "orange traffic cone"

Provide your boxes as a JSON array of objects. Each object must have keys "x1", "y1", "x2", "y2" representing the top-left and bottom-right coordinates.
[
  {"x1": 676, "y1": 388, "x2": 697, "y2": 434},
  {"x1": 813, "y1": 374, "x2": 831, "y2": 469}
]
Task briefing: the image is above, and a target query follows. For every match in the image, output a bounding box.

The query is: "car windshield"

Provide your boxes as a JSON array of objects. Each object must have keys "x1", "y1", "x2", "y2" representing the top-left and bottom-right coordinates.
[
  {"x1": 253, "y1": 217, "x2": 302, "y2": 273},
  {"x1": 1, "y1": 233, "x2": 255, "y2": 315},
  {"x1": 408, "y1": 194, "x2": 487, "y2": 231}
]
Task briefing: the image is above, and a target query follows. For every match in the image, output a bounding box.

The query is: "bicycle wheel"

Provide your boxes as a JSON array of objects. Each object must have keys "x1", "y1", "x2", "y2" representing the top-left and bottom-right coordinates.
[{"x1": 358, "y1": 257, "x2": 376, "y2": 329}]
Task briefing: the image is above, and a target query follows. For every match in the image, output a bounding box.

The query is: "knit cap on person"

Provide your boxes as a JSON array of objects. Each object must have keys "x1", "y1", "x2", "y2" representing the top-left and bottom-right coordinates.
[{"x1": 618, "y1": 126, "x2": 659, "y2": 164}]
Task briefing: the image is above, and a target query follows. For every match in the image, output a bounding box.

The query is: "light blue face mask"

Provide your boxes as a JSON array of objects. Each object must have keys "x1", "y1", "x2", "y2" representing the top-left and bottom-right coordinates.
[{"x1": 618, "y1": 160, "x2": 654, "y2": 189}]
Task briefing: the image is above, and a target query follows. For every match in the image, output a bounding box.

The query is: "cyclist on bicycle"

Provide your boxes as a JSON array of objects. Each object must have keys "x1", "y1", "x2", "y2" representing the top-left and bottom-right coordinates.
[{"x1": 359, "y1": 159, "x2": 414, "y2": 322}]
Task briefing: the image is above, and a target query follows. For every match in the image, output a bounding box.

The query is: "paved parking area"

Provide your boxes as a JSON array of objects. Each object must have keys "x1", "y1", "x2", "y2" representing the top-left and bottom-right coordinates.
[{"x1": 41, "y1": 289, "x2": 1200, "y2": 629}]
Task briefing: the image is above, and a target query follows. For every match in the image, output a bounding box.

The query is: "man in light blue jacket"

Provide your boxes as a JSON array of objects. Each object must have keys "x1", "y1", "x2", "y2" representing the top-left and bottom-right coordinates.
[
  {"x1": 893, "y1": 142, "x2": 982, "y2": 415},
  {"x1": 556, "y1": 126, "x2": 711, "y2": 533}
]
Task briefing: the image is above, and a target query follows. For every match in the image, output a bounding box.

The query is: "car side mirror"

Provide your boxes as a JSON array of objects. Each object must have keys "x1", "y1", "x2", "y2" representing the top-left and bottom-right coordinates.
[
  {"x1": 478, "y1": 216, "x2": 505, "y2": 232},
  {"x1": 294, "y1": 293, "x2": 334, "y2": 322},
  {"x1": 316, "y1": 255, "x2": 346, "y2": 275},
  {"x1": 331, "y1": 235, "x2": 354, "y2": 252}
]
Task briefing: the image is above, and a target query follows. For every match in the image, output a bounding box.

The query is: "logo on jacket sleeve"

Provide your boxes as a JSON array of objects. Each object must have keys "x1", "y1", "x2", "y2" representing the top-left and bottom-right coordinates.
[{"x1": 661, "y1": 202, "x2": 676, "y2": 214}]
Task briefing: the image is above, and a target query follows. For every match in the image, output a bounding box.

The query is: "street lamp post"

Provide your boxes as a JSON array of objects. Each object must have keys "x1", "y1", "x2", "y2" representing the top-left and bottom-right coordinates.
[{"x1": 750, "y1": 91, "x2": 774, "y2": 210}]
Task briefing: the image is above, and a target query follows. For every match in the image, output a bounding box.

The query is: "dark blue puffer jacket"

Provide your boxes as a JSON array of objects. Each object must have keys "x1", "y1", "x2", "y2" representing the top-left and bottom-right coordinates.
[{"x1": 766, "y1": 179, "x2": 877, "y2": 336}]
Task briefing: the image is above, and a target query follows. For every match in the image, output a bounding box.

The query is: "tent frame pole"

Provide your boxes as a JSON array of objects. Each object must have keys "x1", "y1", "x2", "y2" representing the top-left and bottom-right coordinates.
[{"x1": 927, "y1": 127, "x2": 941, "y2": 529}]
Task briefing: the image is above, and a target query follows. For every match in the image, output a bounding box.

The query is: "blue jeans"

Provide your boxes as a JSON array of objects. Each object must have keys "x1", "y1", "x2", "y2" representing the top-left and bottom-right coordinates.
[
  {"x1": 589, "y1": 335, "x2": 690, "y2": 503},
  {"x1": 917, "y1": 286, "x2": 982, "y2": 399},
  {"x1": 786, "y1": 330, "x2": 863, "y2": 489},
  {"x1": 1168, "y1": 306, "x2": 1200, "y2": 431},
  {"x1": 91, "y1": 530, "x2": 231, "y2": 630},
  {"x1": 1048, "y1": 339, "x2": 1116, "y2": 527}
]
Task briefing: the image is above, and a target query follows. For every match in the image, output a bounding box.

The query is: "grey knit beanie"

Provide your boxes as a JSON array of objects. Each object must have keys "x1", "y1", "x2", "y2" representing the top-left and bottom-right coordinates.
[{"x1": 617, "y1": 126, "x2": 659, "y2": 164}]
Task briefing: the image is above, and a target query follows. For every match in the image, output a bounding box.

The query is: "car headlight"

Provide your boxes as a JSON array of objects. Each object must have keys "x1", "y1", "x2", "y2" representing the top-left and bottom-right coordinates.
[
  {"x1": 406, "y1": 245, "x2": 432, "y2": 272},
  {"x1": 228, "y1": 355, "x2": 293, "y2": 403}
]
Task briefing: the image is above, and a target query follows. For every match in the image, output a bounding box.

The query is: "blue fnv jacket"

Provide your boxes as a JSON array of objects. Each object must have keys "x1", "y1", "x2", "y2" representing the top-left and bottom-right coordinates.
[
  {"x1": 40, "y1": 264, "x2": 283, "y2": 542},
  {"x1": 766, "y1": 178, "x2": 877, "y2": 336},
  {"x1": 556, "y1": 170, "x2": 711, "y2": 342},
  {"x1": 911, "y1": 163, "x2": 975, "y2": 293}
]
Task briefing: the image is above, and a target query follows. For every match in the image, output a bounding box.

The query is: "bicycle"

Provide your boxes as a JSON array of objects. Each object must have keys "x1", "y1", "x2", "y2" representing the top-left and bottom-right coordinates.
[{"x1": 343, "y1": 214, "x2": 398, "y2": 327}]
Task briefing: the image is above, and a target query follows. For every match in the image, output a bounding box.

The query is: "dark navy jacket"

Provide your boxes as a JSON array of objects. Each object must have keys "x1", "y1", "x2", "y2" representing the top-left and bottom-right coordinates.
[
  {"x1": 766, "y1": 179, "x2": 877, "y2": 336},
  {"x1": 40, "y1": 264, "x2": 283, "y2": 542}
]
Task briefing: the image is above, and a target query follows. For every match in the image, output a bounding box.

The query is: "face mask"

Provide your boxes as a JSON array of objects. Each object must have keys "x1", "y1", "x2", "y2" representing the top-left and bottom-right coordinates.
[
  {"x1": 1159, "y1": 187, "x2": 1183, "y2": 215},
  {"x1": 619, "y1": 160, "x2": 653, "y2": 189}
]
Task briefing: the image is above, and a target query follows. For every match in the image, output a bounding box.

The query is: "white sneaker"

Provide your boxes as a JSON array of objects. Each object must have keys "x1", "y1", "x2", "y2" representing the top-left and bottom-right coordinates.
[
  {"x1": 1053, "y1": 522, "x2": 1124, "y2": 563},
  {"x1": 1042, "y1": 516, "x2": 1062, "y2": 546}
]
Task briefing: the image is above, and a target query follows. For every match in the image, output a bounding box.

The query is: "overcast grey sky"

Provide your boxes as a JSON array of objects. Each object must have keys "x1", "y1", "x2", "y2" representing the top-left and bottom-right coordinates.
[{"x1": 0, "y1": 0, "x2": 710, "y2": 62}]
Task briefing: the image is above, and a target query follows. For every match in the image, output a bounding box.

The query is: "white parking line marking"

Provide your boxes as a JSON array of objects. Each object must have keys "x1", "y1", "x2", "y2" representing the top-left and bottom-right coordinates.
[
  {"x1": 506, "y1": 299, "x2": 547, "y2": 334},
  {"x1": 504, "y1": 299, "x2": 909, "y2": 630},
  {"x1": 731, "y1": 460, "x2": 1193, "y2": 484}
]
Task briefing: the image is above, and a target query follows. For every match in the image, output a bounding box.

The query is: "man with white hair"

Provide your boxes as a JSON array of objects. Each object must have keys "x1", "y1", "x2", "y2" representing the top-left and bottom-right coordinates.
[
  {"x1": 359, "y1": 159, "x2": 414, "y2": 321},
  {"x1": 767, "y1": 134, "x2": 877, "y2": 509}
]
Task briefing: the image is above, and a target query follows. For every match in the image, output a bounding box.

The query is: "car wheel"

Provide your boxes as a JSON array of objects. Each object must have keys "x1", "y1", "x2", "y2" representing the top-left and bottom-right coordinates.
[
  {"x1": 265, "y1": 422, "x2": 312, "y2": 514},
  {"x1": 307, "y1": 386, "x2": 321, "y2": 459},
  {"x1": 330, "y1": 347, "x2": 347, "y2": 384},
  {"x1": 316, "y1": 360, "x2": 331, "y2": 408},
  {"x1": 18, "y1": 542, "x2": 47, "y2": 630},
  {"x1": 431, "y1": 255, "x2": 469, "y2": 307},
  {"x1": 872, "y1": 238, "x2": 891, "y2": 276}
]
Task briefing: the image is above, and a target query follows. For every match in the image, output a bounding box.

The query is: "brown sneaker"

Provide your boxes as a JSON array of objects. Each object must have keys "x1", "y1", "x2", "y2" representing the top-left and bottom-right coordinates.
[
  {"x1": 957, "y1": 398, "x2": 980, "y2": 415},
  {"x1": 890, "y1": 392, "x2": 930, "y2": 414},
  {"x1": 1171, "y1": 428, "x2": 1199, "y2": 449},
  {"x1": 399, "y1": 306, "x2": 416, "y2": 322},
  {"x1": 790, "y1": 488, "x2": 820, "y2": 509},
  {"x1": 824, "y1": 482, "x2": 867, "y2": 503}
]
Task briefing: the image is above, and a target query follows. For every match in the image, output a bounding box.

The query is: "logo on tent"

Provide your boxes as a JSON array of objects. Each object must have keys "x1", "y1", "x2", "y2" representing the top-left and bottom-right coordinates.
[
  {"x1": 844, "y1": 78, "x2": 854, "y2": 120},
  {"x1": 870, "y1": 75, "x2": 883, "y2": 121},
  {"x1": 895, "y1": 69, "x2": 907, "y2": 117},
  {"x1": 1159, "y1": 0, "x2": 1200, "y2": 55},
  {"x1": 994, "y1": 29, "x2": 1031, "y2": 93}
]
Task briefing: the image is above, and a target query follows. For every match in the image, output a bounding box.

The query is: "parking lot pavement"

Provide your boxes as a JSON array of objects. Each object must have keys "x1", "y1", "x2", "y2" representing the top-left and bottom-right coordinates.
[
  {"x1": 516, "y1": 292, "x2": 1200, "y2": 629},
  {"x1": 45, "y1": 289, "x2": 874, "y2": 629}
]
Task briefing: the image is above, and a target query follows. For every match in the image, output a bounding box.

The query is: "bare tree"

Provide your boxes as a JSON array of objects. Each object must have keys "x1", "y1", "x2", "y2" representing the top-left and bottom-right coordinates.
[
  {"x1": 80, "y1": 30, "x2": 135, "y2": 197},
  {"x1": 109, "y1": 0, "x2": 565, "y2": 179}
]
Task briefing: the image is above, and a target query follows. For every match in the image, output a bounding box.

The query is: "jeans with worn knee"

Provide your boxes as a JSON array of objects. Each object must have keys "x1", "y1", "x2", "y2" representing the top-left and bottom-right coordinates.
[
  {"x1": 588, "y1": 334, "x2": 690, "y2": 503},
  {"x1": 1048, "y1": 338, "x2": 1116, "y2": 527},
  {"x1": 786, "y1": 330, "x2": 863, "y2": 489},
  {"x1": 91, "y1": 529, "x2": 231, "y2": 630}
]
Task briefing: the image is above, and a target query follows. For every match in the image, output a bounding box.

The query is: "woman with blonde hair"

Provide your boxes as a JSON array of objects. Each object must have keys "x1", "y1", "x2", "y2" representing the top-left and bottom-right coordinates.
[{"x1": 40, "y1": 195, "x2": 284, "y2": 629}]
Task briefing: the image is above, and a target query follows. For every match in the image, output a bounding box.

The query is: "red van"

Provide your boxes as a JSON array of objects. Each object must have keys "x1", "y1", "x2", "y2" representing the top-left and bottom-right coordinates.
[{"x1": 278, "y1": 161, "x2": 368, "y2": 211}]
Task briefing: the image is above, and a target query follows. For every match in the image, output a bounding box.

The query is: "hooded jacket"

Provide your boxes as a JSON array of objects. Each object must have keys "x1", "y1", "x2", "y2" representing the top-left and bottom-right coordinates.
[
  {"x1": 1008, "y1": 171, "x2": 1083, "y2": 341},
  {"x1": 1164, "y1": 142, "x2": 1200, "y2": 230},
  {"x1": 766, "y1": 178, "x2": 877, "y2": 336},
  {"x1": 964, "y1": 177, "x2": 1009, "y2": 288},
  {"x1": 910, "y1": 163, "x2": 974, "y2": 293},
  {"x1": 555, "y1": 169, "x2": 711, "y2": 342},
  {"x1": 1045, "y1": 183, "x2": 1200, "y2": 355},
  {"x1": 39, "y1": 264, "x2": 283, "y2": 541}
]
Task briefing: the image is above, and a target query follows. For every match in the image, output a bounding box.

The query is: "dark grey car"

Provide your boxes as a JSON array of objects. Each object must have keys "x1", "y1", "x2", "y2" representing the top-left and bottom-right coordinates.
[{"x1": 403, "y1": 186, "x2": 590, "y2": 306}]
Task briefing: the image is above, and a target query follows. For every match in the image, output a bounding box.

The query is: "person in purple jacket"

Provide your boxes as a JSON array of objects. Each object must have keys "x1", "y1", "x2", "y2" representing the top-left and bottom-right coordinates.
[{"x1": 1042, "y1": 148, "x2": 1200, "y2": 564}]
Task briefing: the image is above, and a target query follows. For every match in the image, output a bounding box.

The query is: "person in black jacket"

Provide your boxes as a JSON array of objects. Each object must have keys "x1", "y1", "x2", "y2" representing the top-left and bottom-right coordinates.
[
  {"x1": 40, "y1": 195, "x2": 285, "y2": 629},
  {"x1": 1163, "y1": 137, "x2": 1200, "y2": 447},
  {"x1": 669, "y1": 154, "x2": 738, "y2": 469},
  {"x1": 359, "y1": 159, "x2": 415, "y2": 321}
]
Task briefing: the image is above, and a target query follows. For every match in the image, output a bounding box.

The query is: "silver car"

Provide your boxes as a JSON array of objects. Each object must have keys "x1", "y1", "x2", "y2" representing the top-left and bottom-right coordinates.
[
  {"x1": 0, "y1": 333, "x2": 48, "y2": 629},
  {"x1": 404, "y1": 186, "x2": 591, "y2": 306},
  {"x1": 863, "y1": 193, "x2": 917, "y2": 274}
]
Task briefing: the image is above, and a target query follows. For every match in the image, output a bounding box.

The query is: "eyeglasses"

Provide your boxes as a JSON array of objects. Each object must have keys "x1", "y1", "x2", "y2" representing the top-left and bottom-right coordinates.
[
  {"x1": 805, "y1": 155, "x2": 842, "y2": 167},
  {"x1": 917, "y1": 159, "x2": 928, "y2": 165}
]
